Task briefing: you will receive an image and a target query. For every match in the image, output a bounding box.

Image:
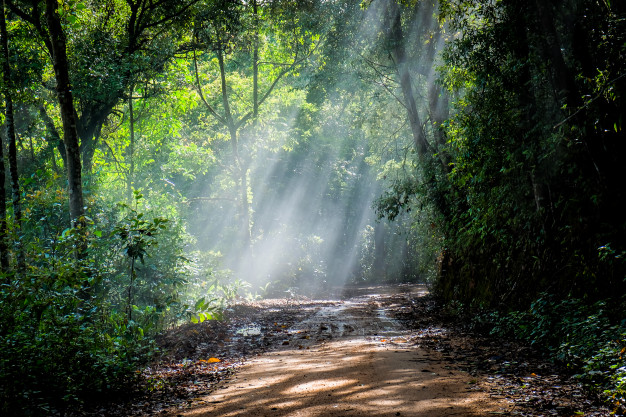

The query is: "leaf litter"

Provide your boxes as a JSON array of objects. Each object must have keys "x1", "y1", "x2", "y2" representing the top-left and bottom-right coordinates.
[
  {"x1": 391, "y1": 294, "x2": 612, "y2": 416},
  {"x1": 71, "y1": 298, "x2": 329, "y2": 416},
  {"x1": 72, "y1": 286, "x2": 611, "y2": 416}
]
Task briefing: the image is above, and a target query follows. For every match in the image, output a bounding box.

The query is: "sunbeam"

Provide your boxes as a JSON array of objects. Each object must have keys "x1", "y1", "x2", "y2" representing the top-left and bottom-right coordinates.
[{"x1": 183, "y1": 0, "x2": 429, "y2": 298}]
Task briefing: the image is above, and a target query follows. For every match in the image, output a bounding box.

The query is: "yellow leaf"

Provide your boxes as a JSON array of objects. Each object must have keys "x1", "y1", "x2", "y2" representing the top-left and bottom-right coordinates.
[{"x1": 207, "y1": 357, "x2": 221, "y2": 363}]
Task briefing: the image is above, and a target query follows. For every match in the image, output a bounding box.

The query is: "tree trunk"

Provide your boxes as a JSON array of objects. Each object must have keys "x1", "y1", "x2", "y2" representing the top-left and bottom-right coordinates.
[
  {"x1": 217, "y1": 47, "x2": 252, "y2": 253},
  {"x1": 39, "y1": 103, "x2": 66, "y2": 170},
  {"x1": 0, "y1": 1, "x2": 7, "y2": 272},
  {"x1": 45, "y1": 0, "x2": 85, "y2": 231},
  {"x1": 386, "y1": 0, "x2": 429, "y2": 158},
  {"x1": 77, "y1": 106, "x2": 108, "y2": 174},
  {"x1": 1, "y1": 0, "x2": 24, "y2": 271},
  {"x1": 252, "y1": 0, "x2": 259, "y2": 120},
  {"x1": 0, "y1": 129, "x2": 7, "y2": 273},
  {"x1": 127, "y1": 86, "x2": 135, "y2": 204},
  {"x1": 373, "y1": 221, "x2": 386, "y2": 279},
  {"x1": 428, "y1": 82, "x2": 450, "y2": 172}
]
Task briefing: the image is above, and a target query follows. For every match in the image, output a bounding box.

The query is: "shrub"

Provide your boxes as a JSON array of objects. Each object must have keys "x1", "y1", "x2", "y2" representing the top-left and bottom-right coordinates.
[{"x1": 476, "y1": 293, "x2": 626, "y2": 413}]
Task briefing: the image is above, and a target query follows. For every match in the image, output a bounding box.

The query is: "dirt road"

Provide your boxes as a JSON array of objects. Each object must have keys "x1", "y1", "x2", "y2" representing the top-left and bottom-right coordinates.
[{"x1": 168, "y1": 285, "x2": 510, "y2": 416}]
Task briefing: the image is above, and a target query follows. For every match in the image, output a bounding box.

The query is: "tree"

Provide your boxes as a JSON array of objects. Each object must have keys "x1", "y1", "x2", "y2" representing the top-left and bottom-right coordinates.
[
  {"x1": 0, "y1": 0, "x2": 11, "y2": 271},
  {"x1": 432, "y1": 0, "x2": 626, "y2": 305},
  {"x1": 73, "y1": 0, "x2": 199, "y2": 173},
  {"x1": 7, "y1": 0, "x2": 199, "y2": 174},
  {"x1": 190, "y1": 0, "x2": 322, "y2": 263},
  {"x1": 44, "y1": 0, "x2": 85, "y2": 228}
]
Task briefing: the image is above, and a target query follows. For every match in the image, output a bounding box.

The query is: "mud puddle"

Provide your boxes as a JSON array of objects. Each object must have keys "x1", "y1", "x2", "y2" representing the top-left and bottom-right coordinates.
[
  {"x1": 167, "y1": 284, "x2": 510, "y2": 417},
  {"x1": 286, "y1": 298, "x2": 406, "y2": 346}
]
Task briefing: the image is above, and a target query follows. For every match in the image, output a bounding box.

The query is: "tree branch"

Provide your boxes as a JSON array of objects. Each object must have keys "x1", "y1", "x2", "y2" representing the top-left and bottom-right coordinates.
[
  {"x1": 193, "y1": 49, "x2": 227, "y2": 126},
  {"x1": 553, "y1": 73, "x2": 626, "y2": 129},
  {"x1": 235, "y1": 39, "x2": 322, "y2": 130},
  {"x1": 361, "y1": 54, "x2": 406, "y2": 109}
]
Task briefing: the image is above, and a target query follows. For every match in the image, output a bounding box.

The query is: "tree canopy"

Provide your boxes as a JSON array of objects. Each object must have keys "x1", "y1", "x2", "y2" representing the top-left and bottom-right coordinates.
[{"x1": 0, "y1": 0, "x2": 624, "y2": 414}]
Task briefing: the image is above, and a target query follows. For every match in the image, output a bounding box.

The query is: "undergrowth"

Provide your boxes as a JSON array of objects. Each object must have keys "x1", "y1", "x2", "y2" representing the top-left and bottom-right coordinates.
[{"x1": 471, "y1": 294, "x2": 626, "y2": 414}]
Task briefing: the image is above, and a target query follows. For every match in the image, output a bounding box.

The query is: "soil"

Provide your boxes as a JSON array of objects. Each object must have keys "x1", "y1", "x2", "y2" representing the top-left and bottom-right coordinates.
[
  {"x1": 166, "y1": 283, "x2": 506, "y2": 417},
  {"x1": 82, "y1": 284, "x2": 611, "y2": 416}
]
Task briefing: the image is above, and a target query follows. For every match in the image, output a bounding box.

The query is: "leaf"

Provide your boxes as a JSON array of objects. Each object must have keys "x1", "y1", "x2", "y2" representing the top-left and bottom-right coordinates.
[{"x1": 195, "y1": 297, "x2": 206, "y2": 310}]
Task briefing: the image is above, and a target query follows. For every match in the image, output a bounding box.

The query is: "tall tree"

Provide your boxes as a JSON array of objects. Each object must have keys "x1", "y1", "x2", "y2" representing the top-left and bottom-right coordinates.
[
  {"x1": 0, "y1": 0, "x2": 8, "y2": 272},
  {"x1": 428, "y1": 0, "x2": 626, "y2": 305},
  {"x1": 1, "y1": 0, "x2": 24, "y2": 269},
  {"x1": 383, "y1": 0, "x2": 428, "y2": 157},
  {"x1": 191, "y1": 0, "x2": 321, "y2": 258},
  {"x1": 74, "y1": 0, "x2": 199, "y2": 173},
  {"x1": 44, "y1": 0, "x2": 85, "y2": 228},
  {"x1": 7, "y1": 0, "x2": 199, "y2": 173}
]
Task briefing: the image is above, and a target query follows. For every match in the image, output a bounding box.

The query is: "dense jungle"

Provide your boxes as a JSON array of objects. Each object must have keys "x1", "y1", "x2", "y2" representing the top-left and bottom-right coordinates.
[{"x1": 0, "y1": 0, "x2": 624, "y2": 415}]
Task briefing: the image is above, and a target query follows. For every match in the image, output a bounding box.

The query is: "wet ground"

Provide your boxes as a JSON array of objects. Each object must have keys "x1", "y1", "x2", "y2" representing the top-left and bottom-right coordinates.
[
  {"x1": 165, "y1": 284, "x2": 506, "y2": 416},
  {"x1": 82, "y1": 284, "x2": 611, "y2": 416}
]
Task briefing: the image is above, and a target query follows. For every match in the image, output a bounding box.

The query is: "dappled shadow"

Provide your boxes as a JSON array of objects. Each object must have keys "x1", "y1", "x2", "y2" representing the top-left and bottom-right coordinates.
[
  {"x1": 177, "y1": 338, "x2": 503, "y2": 416},
  {"x1": 170, "y1": 285, "x2": 506, "y2": 417}
]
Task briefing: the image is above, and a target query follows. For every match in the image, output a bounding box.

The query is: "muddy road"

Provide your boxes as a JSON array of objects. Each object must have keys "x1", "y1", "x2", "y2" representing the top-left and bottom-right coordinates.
[{"x1": 166, "y1": 285, "x2": 510, "y2": 417}]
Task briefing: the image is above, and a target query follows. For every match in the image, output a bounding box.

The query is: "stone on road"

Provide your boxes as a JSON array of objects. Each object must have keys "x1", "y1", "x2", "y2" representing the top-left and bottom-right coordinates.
[{"x1": 170, "y1": 285, "x2": 509, "y2": 417}]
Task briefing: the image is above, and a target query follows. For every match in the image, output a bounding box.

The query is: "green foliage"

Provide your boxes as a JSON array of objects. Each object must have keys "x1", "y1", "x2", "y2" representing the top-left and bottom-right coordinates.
[
  {"x1": 115, "y1": 192, "x2": 168, "y2": 266},
  {"x1": 0, "y1": 228, "x2": 153, "y2": 415},
  {"x1": 477, "y1": 294, "x2": 626, "y2": 413},
  {"x1": 422, "y1": 0, "x2": 626, "y2": 308},
  {"x1": 186, "y1": 278, "x2": 252, "y2": 323},
  {"x1": 114, "y1": 191, "x2": 169, "y2": 320},
  {"x1": 583, "y1": 337, "x2": 626, "y2": 413},
  {"x1": 0, "y1": 181, "x2": 197, "y2": 413},
  {"x1": 189, "y1": 294, "x2": 222, "y2": 324},
  {"x1": 101, "y1": 194, "x2": 192, "y2": 330}
]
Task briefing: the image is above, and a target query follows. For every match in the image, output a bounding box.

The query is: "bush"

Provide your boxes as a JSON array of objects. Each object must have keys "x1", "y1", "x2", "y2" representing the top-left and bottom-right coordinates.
[
  {"x1": 0, "y1": 195, "x2": 186, "y2": 415},
  {"x1": 476, "y1": 293, "x2": 626, "y2": 413},
  {"x1": 0, "y1": 261, "x2": 153, "y2": 415}
]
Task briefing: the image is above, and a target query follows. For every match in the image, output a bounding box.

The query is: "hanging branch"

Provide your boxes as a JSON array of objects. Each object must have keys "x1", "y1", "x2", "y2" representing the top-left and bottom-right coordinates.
[{"x1": 235, "y1": 39, "x2": 323, "y2": 130}]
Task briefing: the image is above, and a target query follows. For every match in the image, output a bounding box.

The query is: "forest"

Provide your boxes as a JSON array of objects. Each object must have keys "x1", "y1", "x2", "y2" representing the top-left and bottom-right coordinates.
[{"x1": 0, "y1": 0, "x2": 624, "y2": 415}]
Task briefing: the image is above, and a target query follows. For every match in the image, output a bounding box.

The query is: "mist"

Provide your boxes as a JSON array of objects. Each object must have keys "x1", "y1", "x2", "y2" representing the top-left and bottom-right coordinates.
[{"x1": 180, "y1": 0, "x2": 443, "y2": 297}]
